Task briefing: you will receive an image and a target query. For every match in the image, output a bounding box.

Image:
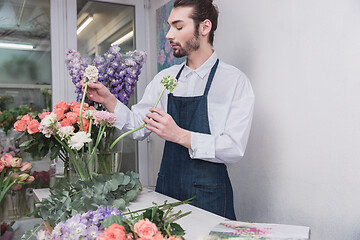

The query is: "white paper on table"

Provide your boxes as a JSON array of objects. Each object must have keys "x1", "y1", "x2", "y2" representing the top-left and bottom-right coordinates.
[{"x1": 209, "y1": 220, "x2": 310, "y2": 239}]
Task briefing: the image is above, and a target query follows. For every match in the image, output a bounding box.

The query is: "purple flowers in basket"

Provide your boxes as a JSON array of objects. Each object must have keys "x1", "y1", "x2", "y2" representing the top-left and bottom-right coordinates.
[{"x1": 65, "y1": 45, "x2": 146, "y2": 107}]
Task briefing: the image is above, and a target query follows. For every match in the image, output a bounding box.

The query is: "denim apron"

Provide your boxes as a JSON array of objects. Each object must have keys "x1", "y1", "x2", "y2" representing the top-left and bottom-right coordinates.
[{"x1": 155, "y1": 59, "x2": 236, "y2": 220}]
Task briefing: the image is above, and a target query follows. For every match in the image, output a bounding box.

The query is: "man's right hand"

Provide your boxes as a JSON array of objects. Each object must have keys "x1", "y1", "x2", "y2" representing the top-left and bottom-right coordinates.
[{"x1": 80, "y1": 78, "x2": 117, "y2": 113}]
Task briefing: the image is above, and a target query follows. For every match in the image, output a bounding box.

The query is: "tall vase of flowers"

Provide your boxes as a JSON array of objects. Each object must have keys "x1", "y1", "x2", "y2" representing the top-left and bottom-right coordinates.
[{"x1": 64, "y1": 45, "x2": 146, "y2": 176}]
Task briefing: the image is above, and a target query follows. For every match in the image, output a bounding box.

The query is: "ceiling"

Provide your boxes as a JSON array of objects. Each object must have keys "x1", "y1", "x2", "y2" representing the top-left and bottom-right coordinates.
[{"x1": 0, "y1": 0, "x2": 50, "y2": 43}]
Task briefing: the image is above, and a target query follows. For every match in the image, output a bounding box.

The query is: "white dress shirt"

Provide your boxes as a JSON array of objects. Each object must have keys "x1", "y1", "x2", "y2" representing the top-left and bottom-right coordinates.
[{"x1": 114, "y1": 52, "x2": 255, "y2": 164}]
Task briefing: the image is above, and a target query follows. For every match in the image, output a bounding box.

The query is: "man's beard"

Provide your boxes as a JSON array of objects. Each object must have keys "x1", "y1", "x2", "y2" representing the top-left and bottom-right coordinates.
[{"x1": 172, "y1": 32, "x2": 200, "y2": 58}]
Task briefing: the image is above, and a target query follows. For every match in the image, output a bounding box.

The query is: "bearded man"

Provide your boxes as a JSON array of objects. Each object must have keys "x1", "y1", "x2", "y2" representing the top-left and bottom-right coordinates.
[{"x1": 83, "y1": 0, "x2": 254, "y2": 220}]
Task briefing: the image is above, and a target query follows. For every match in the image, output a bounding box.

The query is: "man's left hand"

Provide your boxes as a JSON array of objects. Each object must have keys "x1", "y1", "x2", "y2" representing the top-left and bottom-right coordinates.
[{"x1": 144, "y1": 107, "x2": 191, "y2": 149}]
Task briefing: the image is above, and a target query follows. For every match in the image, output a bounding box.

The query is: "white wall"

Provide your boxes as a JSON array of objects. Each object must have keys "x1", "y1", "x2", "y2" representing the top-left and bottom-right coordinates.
[{"x1": 147, "y1": 0, "x2": 360, "y2": 239}]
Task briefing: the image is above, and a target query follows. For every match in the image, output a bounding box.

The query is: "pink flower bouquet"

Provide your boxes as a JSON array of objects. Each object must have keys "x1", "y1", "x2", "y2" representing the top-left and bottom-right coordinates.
[{"x1": 14, "y1": 100, "x2": 116, "y2": 181}]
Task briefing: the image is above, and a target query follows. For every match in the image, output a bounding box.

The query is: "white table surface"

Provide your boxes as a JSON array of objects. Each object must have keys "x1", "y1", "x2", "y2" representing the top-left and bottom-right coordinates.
[
  {"x1": 33, "y1": 188, "x2": 310, "y2": 240},
  {"x1": 33, "y1": 188, "x2": 227, "y2": 239}
]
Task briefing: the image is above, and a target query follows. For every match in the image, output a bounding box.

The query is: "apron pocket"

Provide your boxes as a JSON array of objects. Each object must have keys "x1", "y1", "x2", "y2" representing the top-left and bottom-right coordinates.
[{"x1": 191, "y1": 184, "x2": 226, "y2": 217}]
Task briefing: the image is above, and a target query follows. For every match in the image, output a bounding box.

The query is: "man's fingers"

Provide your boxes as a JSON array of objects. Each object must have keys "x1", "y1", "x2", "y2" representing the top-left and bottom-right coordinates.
[
  {"x1": 145, "y1": 112, "x2": 163, "y2": 122},
  {"x1": 148, "y1": 107, "x2": 166, "y2": 117}
]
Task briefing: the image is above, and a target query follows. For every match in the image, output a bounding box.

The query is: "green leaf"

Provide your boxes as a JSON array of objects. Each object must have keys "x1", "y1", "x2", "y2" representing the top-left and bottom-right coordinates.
[
  {"x1": 124, "y1": 189, "x2": 138, "y2": 203},
  {"x1": 169, "y1": 222, "x2": 185, "y2": 236},
  {"x1": 102, "y1": 216, "x2": 127, "y2": 228},
  {"x1": 113, "y1": 198, "x2": 126, "y2": 210},
  {"x1": 19, "y1": 139, "x2": 34, "y2": 148}
]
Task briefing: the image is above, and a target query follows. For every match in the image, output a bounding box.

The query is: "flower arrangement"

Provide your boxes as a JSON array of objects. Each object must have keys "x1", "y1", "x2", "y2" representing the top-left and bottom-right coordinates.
[
  {"x1": 28, "y1": 198, "x2": 192, "y2": 240},
  {"x1": 14, "y1": 100, "x2": 116, "y2": 181},
  {"x1": 100, "y1": 199, "x2": 190, "y2": 240},
  {"x1": 65, "y1": 45, "x2": 146, "y2": 107},
  {"x1": 0, "y1": 153, "x2": 34, "y2": 204}
]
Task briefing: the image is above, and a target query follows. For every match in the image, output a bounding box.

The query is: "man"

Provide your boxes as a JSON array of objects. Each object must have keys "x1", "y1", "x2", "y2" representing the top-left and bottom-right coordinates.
[{"x1": 83, "y1": 0, "x2": 254, "y2": 220}]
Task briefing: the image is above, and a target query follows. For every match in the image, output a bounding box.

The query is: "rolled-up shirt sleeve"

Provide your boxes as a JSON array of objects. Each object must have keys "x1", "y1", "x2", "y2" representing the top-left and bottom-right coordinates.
[{"x1": 188, "y1": 73, "x2": 255, "y2": 164}]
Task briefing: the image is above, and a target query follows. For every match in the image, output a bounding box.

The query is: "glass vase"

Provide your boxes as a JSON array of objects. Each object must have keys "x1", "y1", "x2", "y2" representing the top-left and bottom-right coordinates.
[{"x1": 94, "y1": 139, "x2": 123, "y2": 175}]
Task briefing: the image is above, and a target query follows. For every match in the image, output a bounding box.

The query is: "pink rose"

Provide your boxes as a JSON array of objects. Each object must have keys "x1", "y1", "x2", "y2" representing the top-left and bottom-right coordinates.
[
  {"x1": 27, "y1": 119, "x2": 40, "y2": 134},
  {"x1": 59, "y1": 118, "x2": 73, "y2": 127},
  {"x1": 39, "y1": 112, "x2": 51, "y2": 120},
  {"x1": 21, "y1": 114, "x2": 33, "y2": 124},
  {"x1": 138, "y1": 237, "x2": 153, "y2": 240},
  {"x1": 1, "y1": 153, "x2": 14, "y2": 167},
  {"x1": 66, "y1": 112, "x2": 78, "y2": 124},
  {"x1": 153, "y1": 233, "x2": 165, "y2": 240},
  {"x1": 70, "y1": 101, "x2": 81, "y2": 111},
  {"x1": 53, "y1": 108, "x2": 65, "y2": 121},
  {"x1": 97, "y1": 224, "x2": 127, "y2": 240},
  {"x1": 20, "y1": 162, "x2": 32, "y2": 172},
  {"x1": 70, "y1": 102, "x2": 89, "y2": 111},
  {"x1": 134, "y1": 218, "x2": 158, "y2": 238},
  {"x1": 14, "y1": 120, "x2": 27, "y2": 132},
  {"x1": 54, "y1": 101, "x2": 69, "y2": 111}
]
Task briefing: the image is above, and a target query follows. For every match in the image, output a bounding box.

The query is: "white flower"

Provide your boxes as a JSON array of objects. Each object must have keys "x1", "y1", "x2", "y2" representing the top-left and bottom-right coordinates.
[
  {"x1": 84, "y1": 65, "x2": 99, "y2": 83},
  {"x1": 39, "y1": 113, "x2": 59, "y2": 138},
  {"x1": 84, "y1": 110, "x2": 97, "y2": 119},
  {"x1": 58, "y1": 126, "x2": 74, "y2": 140},
  {"x1": 41, "y1": 113, "x2": 57, "y2": 127},
  {"x1": 68, "y1": 131, "x2": 92, "y2": 150}
]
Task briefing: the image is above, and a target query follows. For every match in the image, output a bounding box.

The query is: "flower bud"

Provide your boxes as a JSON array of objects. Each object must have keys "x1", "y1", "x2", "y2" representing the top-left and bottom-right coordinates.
[
  {"x1": 17, "y1": 173, "x2": 30, "y2": 182},
  {"x1": 20, "y1": 162, "x2": 32, "y2": 172},
  {"x1": 10, "y1": 157, "x2": 22, "y2": 168},
  {"x1": 161, "y1": 75, "x2": 177, "y2": 93},
  {"x1": 26, "y1": 176, "x2": 35, "y2": 183}
]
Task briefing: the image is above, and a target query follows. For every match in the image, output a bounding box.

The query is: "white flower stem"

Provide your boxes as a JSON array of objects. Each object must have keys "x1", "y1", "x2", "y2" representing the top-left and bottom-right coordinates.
[
  {"x1": 110, "y1": 87, "x2": 166, "y2": 149},
  {"x1": 79, "y1": 78, "x2": 89, "y2": 131},
  {"x1": 88, "y1": 123, "x2": 106, "y2": 173},
  {"x1": 54, "y1": 135, "x2": 87, "y2": 181}
]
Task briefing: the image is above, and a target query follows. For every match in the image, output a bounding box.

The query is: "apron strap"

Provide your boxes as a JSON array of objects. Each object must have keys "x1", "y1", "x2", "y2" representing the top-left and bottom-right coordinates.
[
  {"x1": 176, "y1": 64, "x2": 186, "y2": 80},
  {"x1": 175, "y1": 58, "x2": 220, "y2": 97},
  {"x1": 203, "y1": 59, "x2": 219, "y2": 96}
]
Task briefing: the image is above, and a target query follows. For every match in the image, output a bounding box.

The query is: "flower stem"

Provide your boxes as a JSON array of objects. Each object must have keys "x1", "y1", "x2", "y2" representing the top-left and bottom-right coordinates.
[
  {"x1": 110, "y1": 86, "x2": 166, "y2": 149},
  {"x1": 54, "y1": 135, "x2": 87, "y2": 181},
  {"x1": 79, "y1": 78, "x2": 89, "y2": 131}
]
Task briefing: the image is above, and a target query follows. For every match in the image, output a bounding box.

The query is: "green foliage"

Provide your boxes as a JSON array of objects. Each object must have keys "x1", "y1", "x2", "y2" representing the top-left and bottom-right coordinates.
[
  {"x1": 0, "y1": 105, "x2": 31, "y2": 133},
  {"x1": 34, "y1": 172, "x2": 142, "y2": 227},
  {"x1": 0, "y1": 94, "x2": 14, "y2": 111},
  {"x1": 19, "y1": 133, "x2": 62, "y2": 160}
]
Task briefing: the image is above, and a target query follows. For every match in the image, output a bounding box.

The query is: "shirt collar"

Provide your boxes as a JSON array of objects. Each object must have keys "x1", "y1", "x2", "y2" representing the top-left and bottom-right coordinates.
[{"x1": 183, "y1": 51, "x2": 218, "y2": 79}]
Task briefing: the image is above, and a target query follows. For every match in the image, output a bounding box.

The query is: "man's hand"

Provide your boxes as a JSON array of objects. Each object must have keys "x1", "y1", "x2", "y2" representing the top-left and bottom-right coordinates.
[
  {"x1": 80, "y1": 78, "x2": 117, "y2": 112},
  {"x1": 144, "y1": 107, "x2": 191, "y2": 149}
]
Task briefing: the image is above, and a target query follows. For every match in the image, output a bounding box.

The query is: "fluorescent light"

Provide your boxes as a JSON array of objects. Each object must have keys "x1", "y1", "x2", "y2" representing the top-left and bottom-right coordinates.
[
  {"x1": 111, "y1": 31, "x2": 134, "y2": 46},
  {"x1": 77, "y1": 16, "x2": 94, "y2": 35},
  {"x1": 0, "y1": 42, "x2": 34, "y2": 50}
]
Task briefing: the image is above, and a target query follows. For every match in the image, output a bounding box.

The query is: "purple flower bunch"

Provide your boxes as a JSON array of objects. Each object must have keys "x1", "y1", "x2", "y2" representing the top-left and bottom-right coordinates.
[
  {"x1": 65, "y1": 45, "x2": 146, "y2": 108},
  {"x1": 37, "y1": 205, "x2": 122, "y2": 240}
]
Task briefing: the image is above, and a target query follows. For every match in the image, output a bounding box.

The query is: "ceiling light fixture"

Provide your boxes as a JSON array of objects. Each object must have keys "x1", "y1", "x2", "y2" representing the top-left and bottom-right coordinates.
[
  {"x1": 0, "y1": 42, "x2": 34, "y2": 50},
  {"x1": 77, "y1": 15, "x2": 94, "y2": 35},
  {"x1": 111, "y1": 31, "x2": 134, "y2": 46}
]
